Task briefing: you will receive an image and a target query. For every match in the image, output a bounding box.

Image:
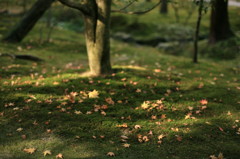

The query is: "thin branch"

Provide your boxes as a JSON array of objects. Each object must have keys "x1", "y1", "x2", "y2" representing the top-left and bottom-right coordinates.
[
  {"x1": 112, "y1": 0, "x2": 161, "y2": 15},
  {"x1": 58, "y1": 0, "x2": 89, "y2": 14},
  {"x1": 111, "y1": 0, "x2": 137, "y2": 12}
]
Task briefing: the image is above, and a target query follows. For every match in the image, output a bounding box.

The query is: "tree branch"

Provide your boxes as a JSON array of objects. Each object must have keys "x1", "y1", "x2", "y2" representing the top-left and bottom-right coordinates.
[
  {"x1": 58, "y1": 0, "x2": 89, "y2": 14},
  {"x1": 112, "y1": 0, "x2": 161, "y2": 15},
  {"x1": 111, "y1": 0, "x2": 137, "y2": 12}
]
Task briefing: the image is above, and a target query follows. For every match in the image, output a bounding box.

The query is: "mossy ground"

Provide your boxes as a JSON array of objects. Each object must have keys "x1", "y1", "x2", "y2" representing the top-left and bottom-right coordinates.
[{"x1": 0, "y1": 2, "x2": 240, "y2": 159}]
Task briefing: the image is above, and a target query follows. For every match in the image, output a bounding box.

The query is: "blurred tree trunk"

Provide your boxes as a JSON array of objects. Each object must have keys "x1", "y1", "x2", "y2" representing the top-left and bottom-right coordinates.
[
  {"x1": 58, "y1": 0, "x2": 112, "y2": 76},
  {"x1": 209, "y1": 0, "x2": 234, "y2": 44},
  {"x1": 2, "y1": 0, "x2": 55, "y2": 43},
  {"x1": 160, "y1": 0, "x2": 168, "y2": 14},
  {"x1": 193, "y1": 0, "x2": 204, "y2": 63}
]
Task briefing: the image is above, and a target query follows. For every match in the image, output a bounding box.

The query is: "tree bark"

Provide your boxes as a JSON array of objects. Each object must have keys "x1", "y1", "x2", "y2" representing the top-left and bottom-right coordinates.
[
  {"x1": 84, "y1": 0, "x2": 112, "y2": 76},
  {"x1": 209, "y1": 0, "x2": 234, "y2": 44},
  {"x1": 2, "y1": 0, "x2": 55, "y2": 43},
  {"x1": 160, "y1": 0, "x2": 168, "y2": 14}
]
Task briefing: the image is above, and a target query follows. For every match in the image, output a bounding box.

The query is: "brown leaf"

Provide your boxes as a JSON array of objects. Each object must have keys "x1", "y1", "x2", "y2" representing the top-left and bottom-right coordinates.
[
  {"x1": 123, "y1": 143, "x2": 130, "y2": 148},
  {"x1": 107, "y1": 152, "x2": 115, "y2": 156},
  {"x1": 134, "y1": 125, "x2": 141, "y2": 129},
  {"x1": 176, "y1": 135, "x2": 182, "y2": 142},
  {"x1": 157, "y1": 134, "x2": 165, "y2": 140},
  {"x1": 199, "y1": 99, "x2": 208, "y2": 105},
  {"x1": 105, "y1": 97, "x2": 115, "y2": 105},
  {"x1": 56, "y1": 153, "x2": 63, "y2": 159}
]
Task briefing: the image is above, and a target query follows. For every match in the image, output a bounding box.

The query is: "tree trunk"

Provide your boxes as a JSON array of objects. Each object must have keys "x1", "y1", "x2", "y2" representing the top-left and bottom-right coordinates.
[
  {"x1": 193, "y1": 0, "x2": 204, "y2": 63},
  {"x1": 160, "y1": 0, "x2": 168, "y2": 14},
  {"x1": 84, "y1": 0, "x2": 112, "y2": 76},
  {"x1": 209, "y1": 0, "x2": 234, "y2": 44},
  {"x1": 2, "y1": 0, "x2": 55, "y2": 43}
]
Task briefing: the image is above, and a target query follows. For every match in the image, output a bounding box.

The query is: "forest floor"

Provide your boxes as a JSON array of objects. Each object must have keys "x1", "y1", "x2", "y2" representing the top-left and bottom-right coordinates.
[{"x1": 0, "y1": 3, "x2": 240, "y2": 159}]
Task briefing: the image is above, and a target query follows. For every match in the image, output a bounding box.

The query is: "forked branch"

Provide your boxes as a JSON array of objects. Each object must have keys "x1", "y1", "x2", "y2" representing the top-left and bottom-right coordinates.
[
  {"x1": 112, "y1": 0, "x2": 161, "y2": 15},
  {"x1": 58, "y1": 0, "x2": 89, "y2": 14},
  {"x1": 111, "y1": 0, "x2": 137, "y2": 12}
]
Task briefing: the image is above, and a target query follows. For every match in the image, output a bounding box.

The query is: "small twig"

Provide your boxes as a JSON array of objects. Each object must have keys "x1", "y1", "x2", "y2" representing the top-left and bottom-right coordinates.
[{"x1": 111, "y1": 0, "x2": 137, "y2": 12}]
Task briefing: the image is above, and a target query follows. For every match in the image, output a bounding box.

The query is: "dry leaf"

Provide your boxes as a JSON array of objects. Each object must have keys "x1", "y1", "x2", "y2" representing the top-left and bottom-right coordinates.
[
  {"x1": 116, "y1": 123, "x2": 128, "y2": 128},
  {"x1": 123, "y1": 143, "x2": 130, "y2": 148},
  {"x1": 120, "y1": 135, "x2": 128, "y2": 140},
  {"x1": 141, "y1": 101, "x2": 150, "y2": 109},
  {"x1": 23, "y1": 148, "x2": 36, "y2": 154},
  {"x1": 16, "y1": 128, "x2": 23, "y2": 132},
  {"x1": 176, "y1": 135, "x2": 182, "y2": 141},
  {"x1": 157, "y1": 134, "x2": 165, "y2": 140},
  {"x1": 101, "y1": 111, "x2": 107, "y2": 116},
  {"x1": 134, "y1": 125, "x2": 141, "y2": 129},
  {"x1": 200, "y1": 99, "x2": 208, "y2": 105},
  {"x1": 105, "y1": 97, "x2": 115, "y2": 105},
  {"x1": 142, "y1": 136, "x2": 149, "y2": 142},
  {"x1": 43, "y1": 150, "x2": 52, "y2": 156},
  {"x1": 74, "y1": 110, "x2": 82, "y2": 115},
  {"x1": 107, "y1": 152, "x2": 115, "y2": 156},
  {"x1": 88, "y1": 90, "x2": 99, "y2": 98},
  {"x1": 136, "y1": 89, "x2": 142, "y2": 93},
  {"x1": 21, "y1": 134, "x2": 27, "y2": 139},
  {"x1": 56, "y1": 153, "x2": 63, "y2": 159},
  {"x1": 218, "y1": 153, "x2": 224, "y2": 159}
]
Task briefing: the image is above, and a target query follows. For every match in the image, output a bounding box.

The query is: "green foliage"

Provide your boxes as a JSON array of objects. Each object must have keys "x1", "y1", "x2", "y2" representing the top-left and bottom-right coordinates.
[{"x1": 201, "y1": 37, "x2": 240, "y2": 60}]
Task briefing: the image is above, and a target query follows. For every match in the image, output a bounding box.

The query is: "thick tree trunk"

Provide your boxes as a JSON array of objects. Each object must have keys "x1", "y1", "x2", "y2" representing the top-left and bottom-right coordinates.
[
  {"x1": 84, "y1": 0, "x2": 112, "y2": 76},
  {"x1": 160, "y1": 0, "x2": 168, "y2": 14},
  {"x1": 2, "y1": 0, "x2": 55, "y2": 43},
  {"x1": 209, "y1": 0, "x2": 234, "y2": 44}
]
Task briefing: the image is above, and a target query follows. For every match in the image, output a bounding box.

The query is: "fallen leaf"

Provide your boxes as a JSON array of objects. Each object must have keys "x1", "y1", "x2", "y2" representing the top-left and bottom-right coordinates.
[
  {"x1": 105, "y1": 97, "x2": 114, "y2": 105},
  {"x1": 88, "y1": 90, "x2": 99, "y2": 98},
  {"x1": 142, "y1": 136, "x2": 149, "y2": 142},
  {"x1": 56, "y1": 153, "x2": 63, "y2": 159},
  {"x1": 101, "y1": 111, "x2": 107, "y2": 116},
  {"x1": 21, "y1": 134, "x2": 27, "y2": 139},
  {"x1": 116, "y1": 123, "x2": 128, "y2": 128},
  {"x1": 219, "y1": 127, "x2": 224, "y2": 132},
  {"x1": 141, "y1": 101, "x2": 150, "y2": 109},
  {"x1": 176, "y1": 135, "x2": 182, "y2": 141},
  {"x1": 23, "y1": 148, "x2": 36, "y2": 154},
  {"x1": 200, "y1": 99, "x2": 208, "y2": 105},
  {"x1": 123, "y1": 143, "x2": 130, "y2": 148},
  {"x1": 16, "y1": 128, "x2": 23, "y2": 132},
  {"x1": 74, "y1": 110, "x2": 82, "y2": 115},
  {"x1": 121, "y1": 135, "x2": 128, "y2": 140},
  {"x1": 136, "y1": 89, "x2": 142, "y2": 93},
  {"x1": 107, "y1": 152, "x2": 115, "y2": 156},
  {"x1": 43, "y1": 150, "x2": 52, "y2": 156},
  {"x1": 134, "y1": 125, "x2": 141, "y2": 129},
  {"x1": 157, "y1": 134, "x2": 165, "y2": 140}
]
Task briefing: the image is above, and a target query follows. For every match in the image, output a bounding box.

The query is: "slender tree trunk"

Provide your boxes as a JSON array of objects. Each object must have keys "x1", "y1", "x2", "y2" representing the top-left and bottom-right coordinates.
[
  {"x1": 160, "y1": 0, "x2": 168, "y2": 14},
  {"x1": 2, "y1": 0, "x2": 55, "y2": 43},
  {"x1": 193, "y1": 0, "x2": 203, "y2": 63},
  {"x1": 84, "y1": 0, "x2": 112, "y2": 76},
  {"x1": 209, "y1": 0, "x2": 234, "y2": 44}
]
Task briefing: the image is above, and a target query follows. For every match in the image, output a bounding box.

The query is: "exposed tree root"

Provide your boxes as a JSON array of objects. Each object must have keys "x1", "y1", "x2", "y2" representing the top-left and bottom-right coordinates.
[{"x1": 0, "y1": 53, "x2": 44, "y2": 62}]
